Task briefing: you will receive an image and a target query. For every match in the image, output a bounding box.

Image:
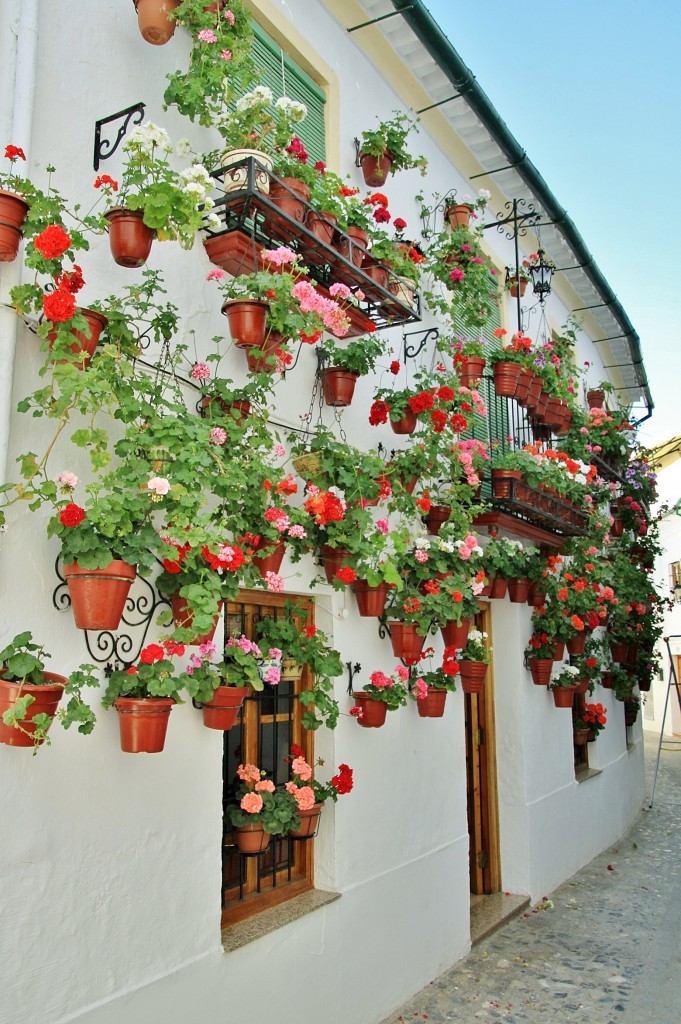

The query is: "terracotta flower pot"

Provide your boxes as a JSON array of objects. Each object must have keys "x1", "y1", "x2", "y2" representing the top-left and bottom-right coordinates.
[
  {"x1": 425, "y1": 504, "x2": 451, "y2": 536},
  {"x1": 515, "y1": 367, "x2": 534, "y2": 403},
  {"x1": 0, "y1": 672, "x2": 67, "y2": 747},
  {"x1": 552, "y1": 686, "x2": 576, "y2": 709},
  {"x1": 362, "y1": 255, "x2": 391, "y2": 290},
  {"x1": 416, "y1": 687, "x2": 448, "y2": 718},
  {"x1": 507, "y1": 578, "x2": 530, "y2": 603},
  {"x1": 352, "y1": 691, "x2": 388, "y2": 728},
  {"x1": 489, "y1": 577, "x2": 508, "y2": 600},
  {"x1": 170, "y1": 594, "x2": 223, "y2": 645},
  {"x1": 222, "y1": 298, "x2": 269, "y2": 349},
  {"x1": 306, "y1": 209, "x2": 336, "y2": 245},
  {"x1": 201, "y1": 686, "x2": 249, "y2": 731},
  {"x1": 319, "y1": 545, "x2": 352, "y2": 585},
  {"x1": 456, "y1": 356, "x2": 486, "y2": 388},
  {"x1": 289, "y1": 802, "x2": 323, "y2": 839},
  {"x1": 64, "y1": 560, "x2": 136, "y2": 631},
  {"x1": 388, "y1": 622, "x2": 426, "y2": 666},
  {"x1": 527, "y1": 582, "x2": 547, "y2": 608},
  {"x1": 234, "y1": 822, "x2": 271, "y2": 854},
  {"x1": 459, "y1": 660, "x2": 487, "y2": 694},
  {"x1": 574, "y1": 677, "x2": 590, "y2": 696},
  {"x1": 252, "y1": 541, "x2": 286, "y2": 579},
  {"x1": 337, "y1": 226, "x2": 369, "y2": 268},
  {"x1": 268, "y1": 176, "x2": 310, "y2": 225},
  {"x1": 587, "y1": 389, "x2": 605, "y2": 410},
  {"x1": 351, "y1": 579, "x2": 390, "y2": 617},
  {"x1": 624, "y1": 709, "x2": 638, "y2": 727},
  {"x1": 245, "y1": 330, "x2": 285, "y2": 374},
  {"x1": 573, "y1": 728, "x2": 589, "y2": 747},
  {"x1": 359, "y1": 150, "x2": 392, "y2": 187},
  {"x1": 105, "y1": 208, "x2": 154, "y2": 268},
  {"x1": 508, "y1": 276, "x2": 528, "y2": 298},
  {"x1": 528, "y1": 658, "x2": 553, "y2": 686},
  {"x1": 601, "y1": 671, "x2": 614, "y2": 689},
  {"x1": 321, "y1": 368, "x2": 360, "y2": 407},
  {"x1": 134, "y1": 0, "x2": 179, "y2": 44},
  {"x1": 48, "y1": 308, "x2": 108, "y2": 368},
  {"x1": 444, "y1": 203, "x2": 472, "y2": 229},
  {"x1": 493, "y1": 361, "x2": 521, "y2": 397},
  {"x1": 0, "y1": 189, "x2": 29, "y2": 262},
  {"x1": 390, "y1": 410, "x2": 418, "y2": 435},
  {"x1": 552, "y1": 641, "x2": 565, "y2": 662},
  {"x1": 490, "y1": 468, "x2": 521, "y2": 499},
  {"x1": 114, "y1": 697, "x2": 174, "y2": 753},
  {"x1": 441, "y1": 617, "x2": 472, "y2": 649},
  {"x1": 566, "y1": 633, "x2": 587, "y2": 657}
]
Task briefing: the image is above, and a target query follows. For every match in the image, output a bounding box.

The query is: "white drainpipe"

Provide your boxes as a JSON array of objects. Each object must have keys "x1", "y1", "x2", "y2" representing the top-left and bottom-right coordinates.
[{"x1": 0, "y1": 0, "x2": 40, "y2": 490}]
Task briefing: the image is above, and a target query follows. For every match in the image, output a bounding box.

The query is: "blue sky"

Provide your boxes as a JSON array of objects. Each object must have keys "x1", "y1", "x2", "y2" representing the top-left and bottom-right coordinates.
[{"x1": 423, "y1": 0, "x2": 681, "y2": 448}]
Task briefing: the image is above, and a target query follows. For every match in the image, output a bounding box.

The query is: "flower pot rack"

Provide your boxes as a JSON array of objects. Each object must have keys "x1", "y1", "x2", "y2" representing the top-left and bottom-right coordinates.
[
  {"x1": 53, "y1": 557, "x2": 171, "y2": 668},
  {"x1": 203, "y1": 157, "x2": 421, "y2": 333},
  {"x1": 93, "y1": 101, "x2": 146, "y2": 171}
]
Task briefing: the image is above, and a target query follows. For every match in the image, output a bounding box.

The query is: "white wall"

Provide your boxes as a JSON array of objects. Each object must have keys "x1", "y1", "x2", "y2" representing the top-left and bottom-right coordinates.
[{"x1": 0, "y1": 3, "x2": 645, "y2": 1023}]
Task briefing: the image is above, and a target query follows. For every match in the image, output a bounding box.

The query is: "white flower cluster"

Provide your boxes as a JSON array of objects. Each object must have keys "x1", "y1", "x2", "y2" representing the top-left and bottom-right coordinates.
[
  {"x1": 551, "y1": 663, "x2": 580, "y2": 683},
  {"x1": 235, "y1": 85, "x2": 273, "y2": 111},
  {"x1": 124, "y1": 121, "x2": 172, "y2": 157},
  {"x1": 275, "y1": 96, "x2": 307, "y2": 122}
]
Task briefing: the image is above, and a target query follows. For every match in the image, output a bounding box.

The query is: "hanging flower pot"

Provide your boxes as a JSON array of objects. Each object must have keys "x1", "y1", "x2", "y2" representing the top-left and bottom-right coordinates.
[
  {"x1": 222, "y1": 149, "x2": 273, "y2": 193},
  {"x1": 351, "y1": 579, "x2": 390, "y2": 617},
  {"x1": 321, "y1": 368, "x2": 360, "y2": 407},
  {"x1": 201, "y1": 686, "x2": 249, "y2": 731},
  {"x1": 306, "y1": 209, "x2": 337, "y2": 246},
  {"x1": 234, "y1": 822, "x2": 271, "y2": 854},
  {"x1": 527, "y1": 582, "x2": 547, "y2": 608},
  {"x1": 48, "y1": 308, "x2": 108, "y2": 368},
  {"x1": 289, "y1": 802, "x2": 323, "y2": 839},
  {"x1": 0, "y1": 672, "x2": 67, "y2": 747},
  {"x1": 252, "y1": 540, "x2": 286, "y2": 579},
  {"x1": 425, "y1": 504, "x2": 451, "y2": 536},
  {"x1": 507, "y1": 578, "x2": 530, "y2": 603},
  {"x1": 114, "y1": 697, "x2": 174, "y2": 753},
  {"x1": 104, "y1": 208, "x2": 154, "y2": 268},
  {"x1": 352, "y1": 691, "x2": 388, "y2": 728},
  {"x1": 573, "y1": 728, "x2": 589, "y2": 747},
  {"x1": 574, "y1": 677, "x2": 590, "y2": 696},
  {"x1": 455, "y1": 356, "x2": 486, "y2": 388},
  {"x1": 280, "y1": 657, "x2": 303, "y2": 682},
  {"x1": 441, "y1": 616, "x2": 472, "y2": 649},
  {"x1": 246, "y1": 330, "x2": 285, "y2": 374},
  {"x1": 624, "y1": 707, "x2": 639, "y2": 727},
  {"x1": 444, "y1": 203, "x2": 472, "y2": 229},
  {"x1": 416, "y1": 687, "x2": 448, "y2": 718},
  {"x1": 63, "y1": 560, "x2": 136, "y2": 631},
  {"x1": 601, "y1": 671, "x2": 614, "y2": 689},
  {"x1": 552, "y1": 686, "x2": 576, "y2": 709},
  {"x1": 515, "y1": 367, "x2": 533, "y2": 404},
  {"x1": 490, "y1": 468, "x2": 522, "y2": 499},
  {"x1": 170, "y1": 595, "x2": 223, "y2": 645},
  {"x1": 388, "y1": 622, "x2": 426, "y2": 666},
  {"x1": 528, "y1": 658, "x2": 553, "y2": 686},
  {"x1": 566, "y1": 633, "x2": 587, "y2": 657},
  {"x1": 268, "y1": 176, "x2": 310, "y2": 225},
  {"x1": 587, "y1": 389, "x2": 606, "y2": 410},
  {"x1": 222, "y1": 298, "x2": 269, "y2": 350},
  {"x1": 337, "y1": 226, "x2": 369, "y2": 268},
  {"x1": 459, "y1": 660, "x2": 487, "y2": 694},
  {"x1": 493, "y1": 361, "x2": 522, "y2": 397},
  {"x1": 362, "y1": 255, "x2": 391, "y2": 290},
  {"x1": 552, "y1": 641, "x2": 565, "y2": 662},
  {"x1": 134, "y1": 0, "x2": 179, "y2": 45},
  {"x1": 489, "y1": 577, "x2": 508, "y2": 600},
  {"x1": 359, "y1": 150, "x2": 392, "y2": 187},
  {"x1": 0, "y1": 189, "x2": 29, "y2": 262},
  {"x1": 391, "y1": 410, "x2": 417, "y2": 435},
  {"x1": 318, "y1": 545, "x2": 352, "y2": 585},
  {"x1": 610, "y1": 516, "x2": 624, "y2": 538},
  {"x1": 508, "y1": 275, "x2": 529, "y2": 298}
]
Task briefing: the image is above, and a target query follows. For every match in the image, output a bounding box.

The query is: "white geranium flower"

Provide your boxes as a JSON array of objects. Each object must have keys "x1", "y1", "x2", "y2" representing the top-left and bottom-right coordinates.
[
  {"x1": 176, "y1": 138, "x2": 193, "y2": 158},
  {"x1": 205, "y1": 213, "x2": 221, "y2": 231},
  {"x1": 252, "y1": 85, "x2": 273, "y2": 103}
]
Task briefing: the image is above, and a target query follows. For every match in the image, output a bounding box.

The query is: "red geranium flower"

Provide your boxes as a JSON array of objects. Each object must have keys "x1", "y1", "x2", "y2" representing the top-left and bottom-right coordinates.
[
  {"x1": 34, "y1": 224, "x2": 72, "y2": 260},
  {"x1": 335, "y1": 566, "x2": 357, "y2": 584},
  {"x1": 43, "y1": 289, "x2": 77, "y2": 323},
  {"x1": 54, "y1": 264, "x2": 85, "y2": 294},
  {"x1": 5, "y1": 145, "x2": 26, "y2": 162},
  {"x1": 390, "y1": 360, "x2": 401, "y2": 375},
  {"x1": 331, "y1": 763, "x2": 353, "y2": 794},
  {"x1": 59, "y1": 503, "x2": 86, "y2": 527},
  {"x1": 369, "y1": 399, "x2": 390, "y2": 426},
  {"x1": 140, "y1": 644, "x2": 165, "y2": 665}
]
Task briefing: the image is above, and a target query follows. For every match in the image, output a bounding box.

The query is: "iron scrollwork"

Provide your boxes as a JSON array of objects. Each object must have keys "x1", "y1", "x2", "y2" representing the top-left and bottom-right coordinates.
[{"x1": 93, "y1": 102, "x2": 146, "y2": 172}]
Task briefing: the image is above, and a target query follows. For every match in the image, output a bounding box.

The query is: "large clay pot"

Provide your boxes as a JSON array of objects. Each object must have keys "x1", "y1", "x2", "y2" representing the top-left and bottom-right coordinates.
[
  {"x1": 390, "y1": 410, "x2": 418, "y2": 435},
  {"x1": 0, "y1": 189, "x2": 29, "y2": 262},
  {"x1": 388, "y1": 622, "x2": 426, "y2": 666},
  {"x1": 352, "y1": 579, "x2": 390, "y2": 617},
  {"x1": 48, "y1": 308, "x2": 108, "y2": 368},
  {"x1": 573, "y1": 728, "x2": 589, "y2": 747},
  {"x1": 114, "y1": 697, "x2": 174, "y2": 753},
  {"x1": 552, "y1": 686, "x2": 576, "y2": 709},
  {"x1": 425, "y1": 504, "x2": 451, "y2": 536},
  {"x1": 337, "y1": 225, "x2": 369, "y2": 268},
  {"x1": 493, "y1": 361, "x2": 521, "y2": 397},
  {"x1": 222, "y1": 298, "x2": 269, "y2": 349},
  {"x1": 201, "y1": 686, "x2": 249, "y2": 731},
  {"x1": 459, "y1": 660, "x2": 487, "y2": 694},
  {"x1": 359, "y1": 150, "x2": 392, "y2": 187},
  {"x1": 416, "y1": 687, "x2": 448, "y2": 718},
  {"x1": 221, "y1": 149, "x2": 273, "y2": 193},
  {"x1": 306, "y1": 210, "x2": 336, "y2": 245},
  {"x1": 170, "y1": 594, "x2": 223, "y2": 645},
  {"x1": 528, "y1": 658, "x2": 553, "y2": 686},
  {"x1": 441, "y1": 617, "x2": 472, "y2": 650},
  {"x1": 246, "y1": 330, "x2": 286, "y2": 374},
  {"x1": 318, "y1": 545, "x2": 352, "y2": 585},
  {"x1": 0, "y1": 672, "x2": 67, "y2": 747},
  {"x1": 64, "y1": 560, "x2": 136, "y2": 631},
  {"x1": 444, "y1": 203, "x2": 472, "y2": 229},
  {"x1": 234, "y1": 822, "x2": 271, "y2": 853},
  {"x1": 321, "y1": 368, "x2": 360, "y2": 407},
  {"x1": 134, "y1": 0, "x2": 179, "y2": 44},
  {"x1": 489, "y1": 577, "x2": 508, "y2": 600},
  {"x1": 289, "y1": 802, "x2": 323, "y2": 839},
  {"x1": 490, "y1": 468, "x2": 521, "y2": 499},
  {"x1": 456, "y1": 356, "x2": 486, "y2": 388},
  {"x1": 105, "y1": 208, "x2": 154, "y2": 268},
  {"x1": 566, "y1": 632, "x2": 587, "y2": 657},
  {"x1": 507, "y1": 578, "x2": 530, "y2": 603},
  {"x1": 352, "y1": 691, "x2": 388, "y2": 728},
  {"x1": 268, "y1": 177, "x2": 310, "y2": 225},
  {"x1": 252, "y1": 541, "x2": 286, "y2": 579}
]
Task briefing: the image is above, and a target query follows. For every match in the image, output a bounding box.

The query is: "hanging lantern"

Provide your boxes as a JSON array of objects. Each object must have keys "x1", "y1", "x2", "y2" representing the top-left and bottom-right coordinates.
[{"x1": 528, "y1": 248, "x2": 556, "y2": 300}]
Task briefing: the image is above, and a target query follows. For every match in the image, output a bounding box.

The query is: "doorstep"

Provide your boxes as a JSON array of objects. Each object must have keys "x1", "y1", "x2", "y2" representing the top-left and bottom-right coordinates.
[{"x1": 470, "y1": 892, "x2": 530, "y2": 946}]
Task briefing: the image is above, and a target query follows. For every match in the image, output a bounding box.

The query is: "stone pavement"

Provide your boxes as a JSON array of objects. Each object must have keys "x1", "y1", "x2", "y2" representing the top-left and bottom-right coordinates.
[{"x1": 380, "y1": 734, "x2": 681, "y2": 1024}]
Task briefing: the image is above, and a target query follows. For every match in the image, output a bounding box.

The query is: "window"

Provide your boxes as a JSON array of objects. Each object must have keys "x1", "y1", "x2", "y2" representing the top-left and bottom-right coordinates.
[
  {"x1": 221, "y1": 590, "x2": 316, "y2": 927},
  {"x1": 252, "y1": 22, "x2": 326, "y2": 163}
]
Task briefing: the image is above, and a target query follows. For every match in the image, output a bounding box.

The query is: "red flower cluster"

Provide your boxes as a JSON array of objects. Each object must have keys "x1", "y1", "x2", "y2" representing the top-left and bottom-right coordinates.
[
  {"x1": 407, "y1": 391, "x2": 434, "y2": 415},
  {"x1": 390, "y1": 360, "x2": 401, "y2": 375},
  {"x1": 59, "y1": 503, "x2": 86, "y2": 527},
  {"x1": 369, "y1": 399, "x2": 390, "y2": 425},
  {"x1": 202, "y1": 543, "x2": 245, "y2": 572},
  {"x1": 163, "y1": 639, "x2": 185, "y2": 657},
  {"x1": 331, "y1": 763, "x2": 353, "y2": 794},
  {"x1": 430, "y1": 409, "x2": 447, "y2": 433},
  {"x1": 285, "y1": 136, "x2": 309, "y2": 164},
  {"x1": 140, "y1": 644, "x2": 165, "y2": 664},
  {"x1": 34, "y1": 224, "x2": 72, "y2": 260},
  {"x1": 582, "y1": 702, "x2": 607, "y2": 726},
  {"x1": 450, "y1": 413, "x2": 468, "y2": 432},
  {"x1": 442, "y1": 645, "x2": 459, "y2": 676},
  {"x1": 335, "y1": 566, "x2": 357, "y2": 584},
  {"x1": 94, "y1": 174, "x2": 118, "y2": 191},
  {"x1": 5, "y1": 145, "x2": 26, "y2": 162},
  {"x1": 43, "y1": 289, "x2": 76, "y2": 323},
  {"x1": 303, "y1": 490, "x2": 346, "y2": 525},
  {"x1": 54, "y1": 264, "x2": 85, "y2": 294},
  {"x1": 161, "y1": 538, "x2": 190, "y2": 573}
]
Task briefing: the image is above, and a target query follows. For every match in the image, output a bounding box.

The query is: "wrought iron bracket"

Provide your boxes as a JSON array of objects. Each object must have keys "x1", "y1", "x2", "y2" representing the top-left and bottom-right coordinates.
[
  {"x1": 403, "y1": 326, "x2": 439, "y2": 362},
  {"x1": 53, "y1": 557, "x2": 171, "y2": 669},
  {"x1": 353, "y1": 137, "x2": 362, "y2": 168},
  {"x1": 346, "y1": 661, "x2": 361, "y2": 695},
  {"x1": 377, "y1": 616, "x2": 390, "y2": 641},
  {"x1": 94, "y1": 102, "x2": 146, "y2": 171}
]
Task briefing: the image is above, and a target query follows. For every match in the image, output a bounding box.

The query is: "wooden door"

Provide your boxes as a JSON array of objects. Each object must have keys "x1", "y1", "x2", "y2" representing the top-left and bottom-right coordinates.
[{"x1": 464, "y1": 605, "x2": 500, "y2": 895}]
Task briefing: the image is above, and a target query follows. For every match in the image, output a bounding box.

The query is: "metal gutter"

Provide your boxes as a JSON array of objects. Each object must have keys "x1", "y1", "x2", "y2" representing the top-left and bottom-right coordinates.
[{"x1": 390, "y1": 0, "x2": 653, "y2": 415}]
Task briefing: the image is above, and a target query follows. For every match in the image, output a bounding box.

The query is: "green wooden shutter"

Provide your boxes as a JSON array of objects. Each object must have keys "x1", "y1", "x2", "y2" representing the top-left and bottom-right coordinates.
[
  {"x1": 251, "y1": 22, "x2": 326, "y2": 164},
  {"x1": 452, "y1": 293, "x2": 508, "y2": 452}
]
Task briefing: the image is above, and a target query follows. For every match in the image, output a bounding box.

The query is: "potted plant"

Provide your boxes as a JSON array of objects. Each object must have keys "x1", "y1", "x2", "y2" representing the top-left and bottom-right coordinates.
[
  {"x1": 180, "y1": 636, "x2": 261, "y2": 730},
  {"x1": 269, "y1": 136, "x2": 322, "y2": 222},
  {"x1": 307, "y1": 168, "x2": 348, "y2": 243},
  {"x1": 442, "y1": 188, "x2": 490, "y2": 229},
  {"x1": 549, "y1": 663, "x2": 580, "y2": 708},
  {"x1": 357, "y1": 110, "x2": 428, "y2": 186},
  {"x1": 285, "y1": 746, "x2": 353, "y2": 838},
  {"x1": 580, "y1": 701, "x2": 607, "y2": 741},
  {"x1": 0, "y1": 143, "x2": 35, "y2": 262},
  {"x1": 319, "y1": 334, "x2": 383, "y2": 407},
  {"x1": 449, "y1": 335, "x2": 488, "y2": 387},
  {"x1": 101, "y1": 640, "x2": 186, "y2": 753},
  {"x1": 335, "y1": 185, "x2": 373, "y2": 266},
  {"x1": 226, "y1": 762, "x2": 301, "y2": 853},
  {"x1": 134, "y1": 0, "x2": 180, "y2": 46},
  {"x1": 384, "y1": 588, "x2": 434, "y2": 665},
  {"x1": 409, "y1": 660, "x2": 458, "y2": 718},
  {"x1": 350, "y1": 665, "x2": 410, "y2": 728},
  {"x1": 422, "y1": 227, "x2": 501, "y2": 333},
  {"x1": 0, "y1": 632, "x2": 99, "y2": 751},
  {"x1": 525, "y1": 632, "x2": 557, "y2": 686},
  {"x1": 458, "y1": 629, "x2": 491, "y2": 694}
]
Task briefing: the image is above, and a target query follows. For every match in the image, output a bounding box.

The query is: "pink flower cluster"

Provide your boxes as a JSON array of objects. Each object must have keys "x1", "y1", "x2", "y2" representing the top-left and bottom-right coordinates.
[
  {"x1": 228, "y1": 635, "x2": 261, "y2": 657},
  {"x1": 291, "y1": 280, "x2": 350, "y2": 337},
  {"x1": 456, "y1": 534, "x2": 480, "y2": 560}
]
